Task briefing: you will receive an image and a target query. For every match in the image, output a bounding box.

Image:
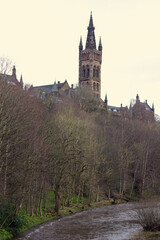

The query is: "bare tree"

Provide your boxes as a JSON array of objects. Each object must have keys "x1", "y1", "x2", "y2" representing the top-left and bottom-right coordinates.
[{"x1": 0, "y1": 57, "x2": 13, "y2": 74}]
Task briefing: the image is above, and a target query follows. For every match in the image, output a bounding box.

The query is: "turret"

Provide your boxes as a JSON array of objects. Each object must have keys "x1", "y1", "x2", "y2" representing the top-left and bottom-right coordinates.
[
  {"x1": 104, "y1": 94, "x2": 108, "y2": 109},
  {"x1": 20, "y1": 74, "x2": 23, "y2": 87},
  {"x1": 105, "y1": 93, "x2": 108, "y2": 103},
  {"x1": 20, "y1": 74, "x2": 23, "y2": 83},
  {"x1": 79, "y1": 36, "x2": 83, "y2": 51},
  {"x1": 98, "y1": 37, "x2": 102, "y2": 51}
]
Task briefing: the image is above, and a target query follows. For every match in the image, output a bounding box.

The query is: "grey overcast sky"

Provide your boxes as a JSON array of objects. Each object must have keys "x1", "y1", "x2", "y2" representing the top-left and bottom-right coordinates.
[{"x1": 1, "y1": 0, "x2": 160, "y2": 114}]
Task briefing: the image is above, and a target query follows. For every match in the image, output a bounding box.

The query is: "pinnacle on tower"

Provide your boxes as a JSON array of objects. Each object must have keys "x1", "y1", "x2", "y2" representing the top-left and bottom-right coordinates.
[
  {"x1": 20, "y1": 74, "x2": 23, "y2": 87},
  {"x1": 20, "y1": 74, "x2": 23, "y2": 83},
  {"x1": 79, "y1": 36, "x2": 83, "y2": 51},
  {"x1": 89, "y1": 11, "x2": 94, "y2": 28},
  {"x1": 105, "y1": 93, "x2": 108, "y2": 103},
  {"x1": 98, "y1": 37, "x2": 102, "y2": 51},
  {"x1": 85, "y1": 12, "x2": 96, "y2": 50}
]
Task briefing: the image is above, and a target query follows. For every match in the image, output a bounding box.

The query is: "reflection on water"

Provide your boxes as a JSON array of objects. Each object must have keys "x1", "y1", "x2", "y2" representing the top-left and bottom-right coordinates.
[{"x1": 14, "y1": 201, "x2": 146, "y2": 240}]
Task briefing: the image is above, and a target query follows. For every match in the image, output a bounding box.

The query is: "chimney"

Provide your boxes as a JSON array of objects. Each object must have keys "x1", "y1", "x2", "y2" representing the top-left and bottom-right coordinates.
[{"x1": 71, "y1": 84, "x2": 73, "y2": 89}]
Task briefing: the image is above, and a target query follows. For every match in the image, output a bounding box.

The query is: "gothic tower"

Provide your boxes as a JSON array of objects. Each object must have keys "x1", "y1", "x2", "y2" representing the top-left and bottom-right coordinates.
[{"x1": 79, "y1": 12, "x2": 102, "y2": 98}]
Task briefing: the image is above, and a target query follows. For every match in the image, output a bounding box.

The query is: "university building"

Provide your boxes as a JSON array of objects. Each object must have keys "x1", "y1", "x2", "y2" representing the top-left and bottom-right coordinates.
[
  {"x1": 0, "y1": 65, "x2": 23, "y2": 87},
  {"x1": 0, "y1": 13, "x2": 154, "y2": 121}
]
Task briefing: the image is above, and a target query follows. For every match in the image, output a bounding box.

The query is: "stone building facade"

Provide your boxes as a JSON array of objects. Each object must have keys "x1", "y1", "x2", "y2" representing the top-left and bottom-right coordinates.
[{"x1": 131, "y1": 94, "x2": 154, "y2": 121}]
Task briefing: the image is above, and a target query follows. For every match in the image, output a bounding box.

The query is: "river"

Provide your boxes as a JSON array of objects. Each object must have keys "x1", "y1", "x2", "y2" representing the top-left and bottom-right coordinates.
[{"x1": 14, "y1": 201, "x2": 148, "y2": 240}]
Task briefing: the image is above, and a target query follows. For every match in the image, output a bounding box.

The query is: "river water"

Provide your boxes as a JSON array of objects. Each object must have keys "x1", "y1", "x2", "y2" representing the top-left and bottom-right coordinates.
[{"x1": 14, "y1": 201, "x2": 147, "y2": 240}]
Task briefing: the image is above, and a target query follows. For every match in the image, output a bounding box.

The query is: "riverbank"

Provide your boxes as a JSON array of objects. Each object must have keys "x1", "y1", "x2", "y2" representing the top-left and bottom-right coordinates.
[
  {"x1": 11, "y1": 199, "x2": 144, "y2": 240},
  {"x1": 132, "y1": 232, "x2": 160, "y2": 240},
  {"x1": 2, "y1": 197, "x2": 155, "y2": 240},
  {"x1": 131, "y1": 197, "x2": 160, "y2": 240},
  {"x1": 0, "y1": 199, "x2": 113, "y2": 240}
]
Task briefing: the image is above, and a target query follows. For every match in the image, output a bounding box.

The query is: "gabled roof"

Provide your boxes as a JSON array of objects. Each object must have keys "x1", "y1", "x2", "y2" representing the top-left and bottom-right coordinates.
[
  {"x1": 142, "y1": 101, "x2": 153, "y2": 111},
  {"x1": 133, "y1": 95, "x2": 154, "y2": 112},
  {"x1": 33, "y1": 84, "x2": 54, "y2": 93},
  {"x1": 131, "y1": 95, "x2": 154, "y2": 121},
  {"x1": 52, "y1": 82, "x2": 58, "y2": 92},
  {"x1": 33, "y1": 80, "x2": 70, "y2": 96}
]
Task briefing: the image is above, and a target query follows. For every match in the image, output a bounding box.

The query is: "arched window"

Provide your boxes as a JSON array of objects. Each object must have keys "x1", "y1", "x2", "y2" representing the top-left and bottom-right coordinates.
[
  {"x1": 97, "y1": 83, "x2": 99, "y2": 91},
  {"x1": 93, "y1": 66, "x2": 96, "y2": 77},
  {"x1": 82, "y1": 66, "x2": 85, "y2": 77},
  {"x1": 96, "y1": 68, "x2": 99, "y2": 78},
  {"x1": 93, "y1": 82, "x2": 96, "y2": 90},
  {"x1": 87, "y1": 65, "x2": 90, "y2": 77}
]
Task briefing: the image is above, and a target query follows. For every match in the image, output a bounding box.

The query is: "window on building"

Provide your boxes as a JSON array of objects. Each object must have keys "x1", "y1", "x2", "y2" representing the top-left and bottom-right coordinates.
[
  {"x1": 96, "y1": 68, "x2": 99, "y2": 78},
  {"x1": 82, "y1": 66, "x2": 85, "y2": 77},
  {"x1": 97, "y1": 83, "x2": 99, "y2": 91},
  {"x1": 93, "y1": 66, "x2": 96, "y2": 77},
  {"x1": 87, "y1": 65, "x2": 90, "y2": 77},
  {"x1": 93, "y1": 82, "x2": 95, "y2": 90}
]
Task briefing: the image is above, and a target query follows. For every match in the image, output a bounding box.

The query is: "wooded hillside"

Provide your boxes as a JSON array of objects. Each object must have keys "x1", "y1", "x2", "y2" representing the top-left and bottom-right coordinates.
[{"x1": 0, "y1": 80, "x2": 160, "y2": 237}]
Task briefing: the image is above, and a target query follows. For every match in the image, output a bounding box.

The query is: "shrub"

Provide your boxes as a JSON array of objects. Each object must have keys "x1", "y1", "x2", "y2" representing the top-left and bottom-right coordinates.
[
  {"x1": 0, "y1": 206, "x2": 27, "y2": 236},
  {"x1": 137, "y1": 206, "x2": 160, "y2": 231},
  {"x1": 0, "y1": 229, "x2": 13, "y2": 240}
]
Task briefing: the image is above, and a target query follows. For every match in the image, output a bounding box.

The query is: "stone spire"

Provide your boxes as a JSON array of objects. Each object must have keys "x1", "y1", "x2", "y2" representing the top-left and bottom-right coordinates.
[
  {"x1": 79, "y1": 36, "x2": 83, "y2": 51},
  {"x1": 20, "y1": 74, "x2": 23, "y2": 82},
  {"x1": 20, "y1": 74, "x2": 23, "y2": 87},
  {"x1": 105, "y1": 93, "x2": 108, "y2": 103},
  {"x1": 85, "y1": 12, "x2": 96, "y2": 50},
  {"x1": 98, "y1": 37, "x2": 102, "y2": 51}
]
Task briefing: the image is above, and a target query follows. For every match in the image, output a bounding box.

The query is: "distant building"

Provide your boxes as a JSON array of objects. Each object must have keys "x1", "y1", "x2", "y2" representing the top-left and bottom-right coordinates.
[
  {"x1": 0, "y1": 65, "x2": 23, "y2": 87},
  {"x1": 131, "y1": 94, "x2": 154, "y2": 121},
  {"x1": 33, "y1": 80, "x2": 73, "y2": 101}
]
